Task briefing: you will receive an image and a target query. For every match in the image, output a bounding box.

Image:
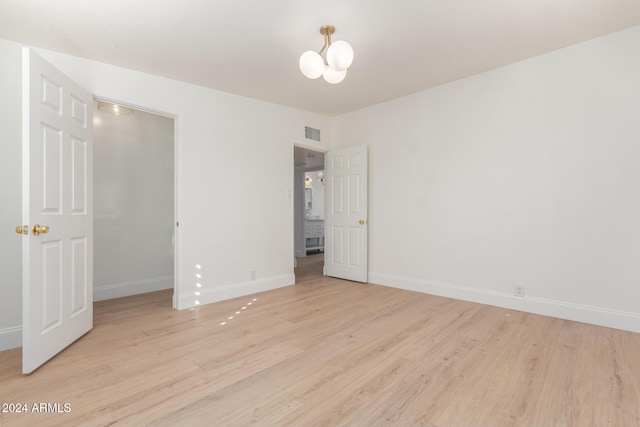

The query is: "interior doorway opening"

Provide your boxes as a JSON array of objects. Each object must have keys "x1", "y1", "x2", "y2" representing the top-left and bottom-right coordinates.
[
  {"x1": 92, "y1": 99, "x2": 177, "y2": 304},
  {"x1": 294, "y1": 146, "x2": 325, "y2": 279}
]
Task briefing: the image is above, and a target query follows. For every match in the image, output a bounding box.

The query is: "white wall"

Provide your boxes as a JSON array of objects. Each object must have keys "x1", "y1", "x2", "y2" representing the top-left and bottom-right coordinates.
[
  {"x1": 333, "y1": 26, "x2": 640, "y2": 332},
  {"x1": 93, "y1": 106, "x2": 175, "y2": 300},
  {"x1": 0, "y1": 41, "x2": 23, "y2": 350},
  {"x1": 0, "y1": 38, "x2": 332, "y2": 350}
]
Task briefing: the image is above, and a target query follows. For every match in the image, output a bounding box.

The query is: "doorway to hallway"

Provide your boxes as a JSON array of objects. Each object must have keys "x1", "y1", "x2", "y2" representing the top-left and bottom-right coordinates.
[{"x1": 293, "y1": 146, "x2": 325, "y2": 280}]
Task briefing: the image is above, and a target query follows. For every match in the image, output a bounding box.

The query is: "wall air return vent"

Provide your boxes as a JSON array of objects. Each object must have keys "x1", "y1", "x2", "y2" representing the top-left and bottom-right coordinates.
[{"x1": 305, "y1": 126, "x2": 321, "y2": 142}]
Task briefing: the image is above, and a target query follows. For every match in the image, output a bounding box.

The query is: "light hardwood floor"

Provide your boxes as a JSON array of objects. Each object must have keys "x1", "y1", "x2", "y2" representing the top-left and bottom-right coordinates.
[{"x1": 1, "y1": 254, "x2": 639, "y2": 426}]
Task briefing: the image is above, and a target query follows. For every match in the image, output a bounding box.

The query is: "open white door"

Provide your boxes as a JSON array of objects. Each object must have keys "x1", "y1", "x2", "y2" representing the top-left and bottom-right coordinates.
[
  {"x1": 21, "y1": 48, "x2": 93, "y2": 374},
  {"x1": 324, "y1": 145, "x2": 368, "y2": 282}
]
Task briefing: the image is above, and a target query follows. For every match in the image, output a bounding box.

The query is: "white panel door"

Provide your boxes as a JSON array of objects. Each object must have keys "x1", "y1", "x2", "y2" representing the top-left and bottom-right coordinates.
[
  {"x1": 21, "y1": 48, "x2": 93, "y2": 374},
  {"x1": 325, "y1": 145, "x2": 368, "y2": 282}
]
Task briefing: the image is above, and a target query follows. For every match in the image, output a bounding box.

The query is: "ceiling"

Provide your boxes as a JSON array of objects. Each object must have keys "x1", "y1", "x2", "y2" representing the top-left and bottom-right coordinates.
[
  {"x1": 294, "y1": 146, "x2": 324, "y2": 171},
  {"x1": 1, "y1": 1, "x2": 639, "y2": 116}
]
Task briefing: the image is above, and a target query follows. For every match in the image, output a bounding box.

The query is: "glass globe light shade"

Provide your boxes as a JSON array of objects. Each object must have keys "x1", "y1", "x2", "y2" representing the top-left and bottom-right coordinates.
[
  {"x1": 326, "y1": 40, "x2": 354, "y2": 71},
  {"x1": 299, "y1": 51, "x2": 324, "y2": 79},
  {"x1": 322, "y1": 65, "x2": 347, "y2": 84}
]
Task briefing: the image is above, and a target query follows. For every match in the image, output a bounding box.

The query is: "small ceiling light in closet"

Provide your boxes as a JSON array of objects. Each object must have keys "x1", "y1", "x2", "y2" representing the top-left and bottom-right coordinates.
[{"x1": 97, "y1": 100, "x2": 134, "y2": 115}]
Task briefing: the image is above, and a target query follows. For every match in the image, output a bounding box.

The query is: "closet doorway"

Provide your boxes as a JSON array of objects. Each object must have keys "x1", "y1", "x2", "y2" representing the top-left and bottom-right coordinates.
[{"x1": 93, "y1": 100, "x2": 176, "y2": 303}]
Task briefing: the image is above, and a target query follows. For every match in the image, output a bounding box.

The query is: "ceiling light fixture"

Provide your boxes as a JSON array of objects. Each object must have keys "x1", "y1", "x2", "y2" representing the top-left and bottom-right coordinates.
[
  {"x1": 97, "y1": 100, "x2": 134, "y2": 116},
  {"x1": 299, "y1": 25, "x2": 353, "y2": 84}
]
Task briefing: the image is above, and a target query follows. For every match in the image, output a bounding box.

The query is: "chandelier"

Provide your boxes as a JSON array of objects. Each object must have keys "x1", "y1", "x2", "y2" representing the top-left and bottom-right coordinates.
[{"x1": 299, "y1": 25, "x2": 354, "y2": 84}]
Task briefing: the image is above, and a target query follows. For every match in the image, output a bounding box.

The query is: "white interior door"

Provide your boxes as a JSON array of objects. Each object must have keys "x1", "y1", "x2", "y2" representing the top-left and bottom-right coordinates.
[
  {"x1": 21, "y1": 48, "x2": 93, "y2": 374},
  {"x1": 324, "y1": 145, "x2": 368, "y2": 282}
]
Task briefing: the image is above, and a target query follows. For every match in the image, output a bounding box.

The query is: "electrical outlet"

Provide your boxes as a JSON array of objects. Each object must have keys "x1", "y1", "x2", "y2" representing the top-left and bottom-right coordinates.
[
  {"x1": 251, "y1": 270, "x2": 256, "y2": 281},
  {"x1": 514, "y1": 286, "x2": 525, "y2": 297}
]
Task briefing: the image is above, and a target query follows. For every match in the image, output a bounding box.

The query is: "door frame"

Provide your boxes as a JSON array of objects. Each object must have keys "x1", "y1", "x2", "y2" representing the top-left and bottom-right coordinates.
[{"x1": 93, "y1": 96, "x2": 180, "y2": 308}]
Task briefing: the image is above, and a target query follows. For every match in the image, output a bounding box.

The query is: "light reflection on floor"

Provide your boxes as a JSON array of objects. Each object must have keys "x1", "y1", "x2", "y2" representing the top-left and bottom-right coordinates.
[
  {"x1": 220, "y1": 298, "x2": 258, "y2": 326},
  {"x1": 192, "y1": 263, "x2": 260, "y2": 324}
]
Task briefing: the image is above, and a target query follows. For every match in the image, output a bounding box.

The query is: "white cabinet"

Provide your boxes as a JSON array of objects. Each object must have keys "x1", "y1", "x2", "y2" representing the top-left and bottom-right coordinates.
[{"x1": 304, "y1": 220, "x2": 324, "y2": 253}]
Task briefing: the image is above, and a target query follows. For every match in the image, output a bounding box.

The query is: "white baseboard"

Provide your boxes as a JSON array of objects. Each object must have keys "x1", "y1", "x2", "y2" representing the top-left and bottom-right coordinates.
[
  {"x1": 369, "y1": 273, "x2": 640, "y2": 333},
  {"x1": 94, "y1": 276, "x2": 173, "y2": 302},
  {"x1": 0, "y1": 326, "x2": 22, "y2": 351},
  {"x1": 177, "y1": 273, "x2": 294, "y2": 310}
]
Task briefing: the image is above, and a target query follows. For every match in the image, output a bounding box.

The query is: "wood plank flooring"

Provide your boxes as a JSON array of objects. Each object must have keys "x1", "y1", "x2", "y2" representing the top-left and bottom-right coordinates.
[{"x1": 1, "y1": 254, "x2": 639, "y2": 426}]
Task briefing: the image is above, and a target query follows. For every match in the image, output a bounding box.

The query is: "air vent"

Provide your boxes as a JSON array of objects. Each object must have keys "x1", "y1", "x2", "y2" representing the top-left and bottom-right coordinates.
[{"x1": 305, "y1": 126, "x2": 321, "y2": 141}]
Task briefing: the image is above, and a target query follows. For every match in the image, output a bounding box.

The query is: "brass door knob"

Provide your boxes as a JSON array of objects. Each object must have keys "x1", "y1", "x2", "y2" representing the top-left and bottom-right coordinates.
[
  {"x1": 359, "y1": 219, "x2": 367, "y2": 225},
  {"x1": 15, "y1": 225, "x2": 28, "y2": 235},
  {"x1": 32, "y1": 224, "x2": 50, "y2": 236}
]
